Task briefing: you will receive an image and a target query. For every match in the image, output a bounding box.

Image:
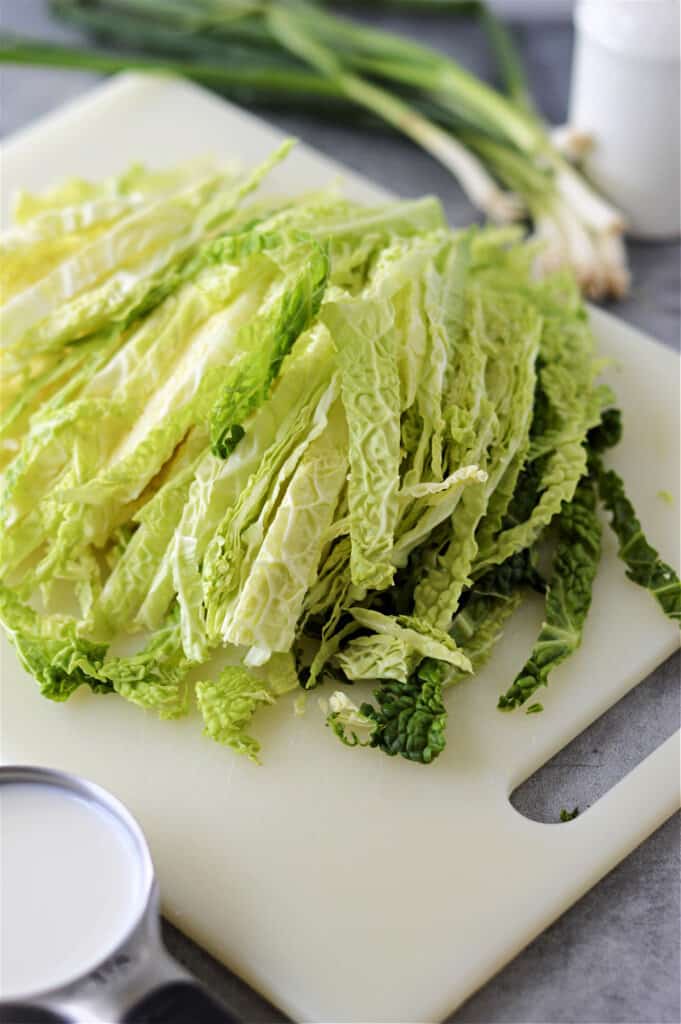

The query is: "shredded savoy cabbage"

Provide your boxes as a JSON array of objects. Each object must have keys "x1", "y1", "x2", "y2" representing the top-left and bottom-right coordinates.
[{"x1": 1, "y1": 148, "x2": 678, "y2": 764}]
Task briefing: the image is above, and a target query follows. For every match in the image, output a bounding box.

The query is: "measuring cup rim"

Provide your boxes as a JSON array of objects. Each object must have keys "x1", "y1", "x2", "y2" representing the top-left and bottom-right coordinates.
[{"x1": 0, "y1": 763, "x2": 156, "y2": 1004}]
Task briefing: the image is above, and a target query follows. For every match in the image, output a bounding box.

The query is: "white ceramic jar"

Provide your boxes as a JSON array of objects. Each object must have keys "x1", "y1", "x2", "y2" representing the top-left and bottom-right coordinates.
[{"x1": 569, "y1": 0, "x2": 680, "y2": 239}]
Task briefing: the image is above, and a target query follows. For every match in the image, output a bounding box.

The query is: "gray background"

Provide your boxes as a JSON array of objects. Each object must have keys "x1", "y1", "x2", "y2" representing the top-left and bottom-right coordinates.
[{"x1": 1, "y1": 2, "x2": 679, "y2": 1022}]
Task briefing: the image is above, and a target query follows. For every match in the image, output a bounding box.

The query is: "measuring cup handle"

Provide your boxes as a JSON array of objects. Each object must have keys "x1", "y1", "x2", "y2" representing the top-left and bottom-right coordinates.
[{"x1": 122, "y1": 980, "x2": 239, "y2": 1024}]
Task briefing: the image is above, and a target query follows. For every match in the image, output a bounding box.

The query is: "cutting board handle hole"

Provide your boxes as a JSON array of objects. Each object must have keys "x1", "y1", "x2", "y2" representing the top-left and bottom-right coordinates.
[{"x1": 508, "y1": 652, "x2": 680, "y2": 823}]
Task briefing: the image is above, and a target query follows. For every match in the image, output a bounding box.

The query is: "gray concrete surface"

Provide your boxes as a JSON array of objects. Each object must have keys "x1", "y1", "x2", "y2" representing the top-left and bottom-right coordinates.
[{"x1": 1, "y1": 2, "x2": 679, "y2": 1022}]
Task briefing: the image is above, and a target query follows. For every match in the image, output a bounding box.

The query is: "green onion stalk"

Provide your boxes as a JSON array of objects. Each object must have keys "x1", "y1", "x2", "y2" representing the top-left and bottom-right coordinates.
[{"x1": 0, "y1": 0, "x2": 629, "y2": 297}]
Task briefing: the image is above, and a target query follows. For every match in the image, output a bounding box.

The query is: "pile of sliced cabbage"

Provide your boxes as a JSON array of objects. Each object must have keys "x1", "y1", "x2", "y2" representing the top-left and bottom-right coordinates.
[{"x1": 2, "y1": 146, "x2": 675, "y2": 764}]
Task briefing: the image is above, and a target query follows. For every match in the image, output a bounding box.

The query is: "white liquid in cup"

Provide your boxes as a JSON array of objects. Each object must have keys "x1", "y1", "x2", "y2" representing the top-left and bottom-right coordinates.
[{"x1": 0, "y1": 781, "x2": 145, "y2": 999}]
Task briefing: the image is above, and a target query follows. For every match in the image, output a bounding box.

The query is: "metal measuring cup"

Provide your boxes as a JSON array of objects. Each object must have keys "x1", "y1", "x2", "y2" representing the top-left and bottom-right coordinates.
[{"x1": 0, "y1": 765, "x2": 239, "y2": 1024}]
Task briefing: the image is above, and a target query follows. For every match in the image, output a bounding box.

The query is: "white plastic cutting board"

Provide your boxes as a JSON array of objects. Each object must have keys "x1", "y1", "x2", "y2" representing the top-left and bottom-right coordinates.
[{"x1": 1, "y1": 75, "x2": 679, "y2": 1024}]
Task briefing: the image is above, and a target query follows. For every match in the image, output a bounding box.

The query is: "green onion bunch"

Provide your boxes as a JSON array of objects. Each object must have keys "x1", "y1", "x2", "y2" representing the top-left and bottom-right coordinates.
[{"x1": 0, "y1": 0, "x2": 629, "y2": 298}]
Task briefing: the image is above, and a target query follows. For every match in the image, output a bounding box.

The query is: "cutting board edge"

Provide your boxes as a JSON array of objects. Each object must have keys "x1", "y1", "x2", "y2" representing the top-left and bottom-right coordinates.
[{"x1": 426, "y1": 733, "x2": 681, "y2": 1024}]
